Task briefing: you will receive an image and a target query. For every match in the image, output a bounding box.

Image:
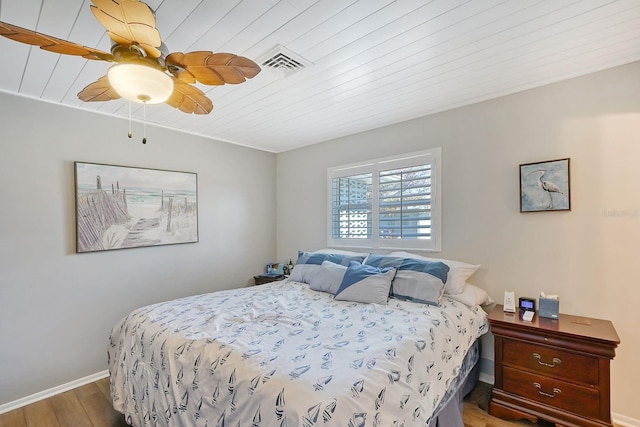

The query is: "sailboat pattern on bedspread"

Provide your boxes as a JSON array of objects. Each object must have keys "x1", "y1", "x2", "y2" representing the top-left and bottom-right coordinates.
[{"x1": 108, "y1": 280, "x2": 488, "y2": 427}]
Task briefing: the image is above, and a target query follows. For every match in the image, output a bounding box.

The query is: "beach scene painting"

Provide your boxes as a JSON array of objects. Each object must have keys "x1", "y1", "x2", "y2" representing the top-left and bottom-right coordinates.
[
  {"x1": 520, "y1": 158, "x2": 570, "y2": 212},
  {"x1": 75, "y1": 162, "x2": 198, "y2": 253}
]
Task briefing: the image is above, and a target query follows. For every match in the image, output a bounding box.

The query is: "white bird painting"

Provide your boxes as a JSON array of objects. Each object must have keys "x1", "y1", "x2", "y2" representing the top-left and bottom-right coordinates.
[
  {"x1": 520, "y1": 159, "x2": 570, "y2": 212},
  {"x1": 531, "y1": 170, "x2": 563, "y2": 208}
]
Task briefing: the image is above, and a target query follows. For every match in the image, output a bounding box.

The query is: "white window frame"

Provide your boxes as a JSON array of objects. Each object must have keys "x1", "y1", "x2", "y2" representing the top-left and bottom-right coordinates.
[{"x1": 327, "y1": 148, "x2": 441, "y2": 252}]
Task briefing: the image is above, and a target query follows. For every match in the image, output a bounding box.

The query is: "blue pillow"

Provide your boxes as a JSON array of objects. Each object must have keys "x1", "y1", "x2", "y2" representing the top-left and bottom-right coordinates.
[
  {"x1": 289, "y1": 251, "x2": 367, "y2": 284},
  {"x1": 334, "y1": 261, "x2": 396, "y2": 304},
  {"x1": 365, "y1": 254, "x2": 449, "y2": 305}
]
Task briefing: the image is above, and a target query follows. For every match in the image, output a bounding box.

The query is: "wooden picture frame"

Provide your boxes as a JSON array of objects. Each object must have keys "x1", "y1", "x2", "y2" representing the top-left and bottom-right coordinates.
[
  {"x1": 520, "y1": 158, "x2": 570, "y2": 212},
  {"x1": 74, "y1": 162, "x2": 198, "y2": 253}
]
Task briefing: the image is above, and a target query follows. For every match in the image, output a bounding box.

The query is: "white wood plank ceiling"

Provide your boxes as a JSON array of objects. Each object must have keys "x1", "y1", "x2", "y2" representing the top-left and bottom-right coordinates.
[{"x1": 2, "y1": 0, "x2": 640, "y2": 153}]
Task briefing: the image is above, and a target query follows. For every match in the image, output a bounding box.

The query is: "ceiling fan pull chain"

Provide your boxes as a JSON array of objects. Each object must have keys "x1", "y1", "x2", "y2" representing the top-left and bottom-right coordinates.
[
  {"x1": 142, "y1": 103, "x2": 147, "y2": 144},
  {"x1": 128, "y1": 101, "x2": 132, "y2": 139}
]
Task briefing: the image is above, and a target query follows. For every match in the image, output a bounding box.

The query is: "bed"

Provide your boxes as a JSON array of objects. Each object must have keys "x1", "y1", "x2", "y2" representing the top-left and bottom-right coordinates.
[{"x1": 108, "y1": 252, "x2": 489, "y2": 427}]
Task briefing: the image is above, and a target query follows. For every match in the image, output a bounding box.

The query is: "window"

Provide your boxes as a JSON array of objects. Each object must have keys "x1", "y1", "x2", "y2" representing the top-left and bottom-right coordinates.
[{"x1": 327, "y1": 148, "x2": 441, "y2": 251}]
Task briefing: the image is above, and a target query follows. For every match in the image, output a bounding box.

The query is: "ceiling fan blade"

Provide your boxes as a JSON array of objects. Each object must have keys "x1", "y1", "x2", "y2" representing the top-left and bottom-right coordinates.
[
  {"x1": 164, "y1": 53, "x2": 196, "y2": 84},
  {"x1": 78, "y1": 76, "x2": 121, "y2": 102},
  {"x1": 91, "y1": 0, "x2": 162, "y2": 58},
  {"x1": 166, "y1": 51, "x2": 261, "y2": 86},
  {"x1": 0, "y1": 21, "x2": 114, "y2": 61},
  {"x1": 166, "y1": 79, "x2": 213, "y2": 115}
]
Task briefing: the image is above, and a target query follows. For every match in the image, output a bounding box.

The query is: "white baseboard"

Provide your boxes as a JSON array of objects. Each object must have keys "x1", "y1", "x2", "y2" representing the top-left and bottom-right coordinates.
[
  {"x1": 613, "y1": 413, "x2": 640, "y2": 427},
  {"x1": 0, "y1": 370, "x2": 109, "y2": 415},
  {"x1": 478, "y1": 372, "x2": 494, "y2": 385}
]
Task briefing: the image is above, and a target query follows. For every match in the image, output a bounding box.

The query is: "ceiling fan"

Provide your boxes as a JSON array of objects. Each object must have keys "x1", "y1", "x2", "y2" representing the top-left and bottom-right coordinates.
[{"x1": 0, "y1": 0, "x2": 261, "y2": 116}]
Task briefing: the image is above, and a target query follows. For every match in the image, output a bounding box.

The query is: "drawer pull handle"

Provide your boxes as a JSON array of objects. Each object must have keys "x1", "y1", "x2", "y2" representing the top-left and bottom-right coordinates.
[
  {"x1": 534, "y1": 382, "x2": 561, "y2": 398},
  {"x1": 533, "y1": 353, "x2": 561, "y2": 368}
]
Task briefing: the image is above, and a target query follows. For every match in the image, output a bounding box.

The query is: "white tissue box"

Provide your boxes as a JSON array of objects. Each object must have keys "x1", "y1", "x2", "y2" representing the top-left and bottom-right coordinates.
[{"x1": 539, "y1": 297, "x2": 559, "y2": 319}]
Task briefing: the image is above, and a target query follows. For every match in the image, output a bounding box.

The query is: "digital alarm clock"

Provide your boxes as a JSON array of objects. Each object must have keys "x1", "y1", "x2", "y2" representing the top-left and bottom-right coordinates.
[{"x1": 519, "y1": 297, "x2": 536, "y2": 312}]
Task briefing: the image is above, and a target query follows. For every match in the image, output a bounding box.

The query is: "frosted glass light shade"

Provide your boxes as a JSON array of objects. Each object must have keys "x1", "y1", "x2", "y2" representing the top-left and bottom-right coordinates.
[{"x1": 107, "y1": 63, "x2": 174, "y2": 104}]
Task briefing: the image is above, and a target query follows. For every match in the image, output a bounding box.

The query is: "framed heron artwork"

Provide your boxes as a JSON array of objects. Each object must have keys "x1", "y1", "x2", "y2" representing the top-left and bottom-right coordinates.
[{"x1": 520, "y1": 158, "x2": 570, "y2": 212}]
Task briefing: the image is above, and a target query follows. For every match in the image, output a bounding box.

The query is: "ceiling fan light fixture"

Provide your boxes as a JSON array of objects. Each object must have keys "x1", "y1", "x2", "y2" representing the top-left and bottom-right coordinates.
[
  {"x1": 0, "y1": 0, "x2": 260, "y2": 115},
  {"x1": 107, "y1": 63, "x2": 174, "y2": 104}
]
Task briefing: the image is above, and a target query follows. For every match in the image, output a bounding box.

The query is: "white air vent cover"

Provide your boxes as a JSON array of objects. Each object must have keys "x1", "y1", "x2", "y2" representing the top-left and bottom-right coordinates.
[{"x1": 258, "y1": 45, "x2": 312, "y2": 77}]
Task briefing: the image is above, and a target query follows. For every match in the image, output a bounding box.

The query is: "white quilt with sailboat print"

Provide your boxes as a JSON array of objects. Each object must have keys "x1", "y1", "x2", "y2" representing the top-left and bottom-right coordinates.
[{"x1": 108, "y1": 280, "x2": 488, "y2": 426}]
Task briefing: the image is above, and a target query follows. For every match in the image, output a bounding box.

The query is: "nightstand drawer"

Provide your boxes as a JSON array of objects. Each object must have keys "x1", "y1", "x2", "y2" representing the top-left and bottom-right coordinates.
[
  {"x1": 253, "y1": 275, "x2": 285, "y2": 285},
  {"x1": 503, "y1": 339, "x2": 598, "y2": 385},
  {"x1": 503, "y1": 366, "x2": 600, "y2": 418}
]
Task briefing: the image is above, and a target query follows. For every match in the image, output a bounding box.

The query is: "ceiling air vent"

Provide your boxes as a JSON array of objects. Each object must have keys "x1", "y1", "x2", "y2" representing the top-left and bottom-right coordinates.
[{"x1": 258, "y1": 45, "x2": 312, "y2": 77}]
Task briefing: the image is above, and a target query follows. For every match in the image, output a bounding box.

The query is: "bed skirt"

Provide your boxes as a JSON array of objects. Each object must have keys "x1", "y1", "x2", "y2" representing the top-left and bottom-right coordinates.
[{"x1": 429, "y1": 339, "x2": 481, "y2": 427}]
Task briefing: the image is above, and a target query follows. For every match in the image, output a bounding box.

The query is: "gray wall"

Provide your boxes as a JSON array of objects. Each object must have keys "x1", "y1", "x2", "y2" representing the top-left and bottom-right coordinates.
[
  {"x1": 276, "y1": 62, "x2": 640, "y2": 421},
  {"x1": 0, "y1": 92, "x2": 277, "y2": 406}
]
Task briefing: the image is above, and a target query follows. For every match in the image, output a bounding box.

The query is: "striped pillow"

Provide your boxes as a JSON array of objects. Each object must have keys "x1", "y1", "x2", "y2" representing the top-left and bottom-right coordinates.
[{"x1": 365, "y1": 254, "x2": 449, "y2": 305}]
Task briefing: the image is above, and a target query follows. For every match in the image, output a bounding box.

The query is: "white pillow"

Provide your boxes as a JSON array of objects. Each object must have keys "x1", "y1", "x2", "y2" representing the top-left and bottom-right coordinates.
[
  {"x1": 446, "y1": 283, "x2": 494, "y2": 307},
  {"x1": 314, "y1": 248, "x2": 370, "y2": 258},
  {"x1": 390, "y1": 251, "x2": 480, "y2": 295},
  {"x1": 308, "y1": 261, "x2": 347, "y2": 294}
]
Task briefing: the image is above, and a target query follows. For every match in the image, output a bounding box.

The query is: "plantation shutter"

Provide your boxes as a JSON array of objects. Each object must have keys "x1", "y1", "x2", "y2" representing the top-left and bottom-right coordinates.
[
  {"x1": 379, "y1": 164, "x2": 432, "y2": 240},
  {"x1": 327, "y1": 148, "x2": 440, "y2": 251},
  {"x1": 331, "y1": 173, "x2": 372, "y2": 239}
]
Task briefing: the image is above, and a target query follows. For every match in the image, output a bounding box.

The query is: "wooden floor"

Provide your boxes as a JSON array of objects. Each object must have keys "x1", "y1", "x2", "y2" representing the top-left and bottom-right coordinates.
[
  {"x1": 0, "y1": 379, "x2": 603, "y2": 427},
  {"x1": 0, "y1": 378, "x2": 128, "y2": 427}
]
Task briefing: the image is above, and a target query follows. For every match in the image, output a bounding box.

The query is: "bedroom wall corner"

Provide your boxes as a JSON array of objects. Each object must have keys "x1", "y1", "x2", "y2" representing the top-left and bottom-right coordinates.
[{"x1": 0, "y1": 91, "x2": 278, "y2": 407}]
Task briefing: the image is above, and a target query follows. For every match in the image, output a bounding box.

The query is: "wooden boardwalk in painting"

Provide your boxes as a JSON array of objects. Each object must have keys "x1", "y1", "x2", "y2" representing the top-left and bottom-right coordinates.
[
  {"x1": 121, "y1": 217, "x2": 161, "y2": 248},
  {"x1": 76, "y1": 177, "x2": 130, "y2": 252}
]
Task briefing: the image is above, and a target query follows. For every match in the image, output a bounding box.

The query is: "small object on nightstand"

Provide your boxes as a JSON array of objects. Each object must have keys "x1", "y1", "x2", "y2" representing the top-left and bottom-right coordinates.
[
  {"x1": 522, "y1": 310, "x2": 534, "y2": 322},
  {"x1": 503, "y1": 291, "x2": 516, "y2": 312},
  {"x1": 267, "y1": 262, "x2": 284, "y2": 275},
  {"x1": 539, "y1": 292, "x2": 560, "y2": 319},
  {"x1": 519, "y1": 297, "x2": 536, "y2": 312}
]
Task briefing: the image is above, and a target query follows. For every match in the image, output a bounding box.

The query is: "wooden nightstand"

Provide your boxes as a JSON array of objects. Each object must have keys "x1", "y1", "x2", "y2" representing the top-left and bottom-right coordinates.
[
  {"x1": 488, "y1": 305, "x2": 620, "y2": 427},
  {"x1": 253, "y1": 274, "x2": 285, "y2": 285}
]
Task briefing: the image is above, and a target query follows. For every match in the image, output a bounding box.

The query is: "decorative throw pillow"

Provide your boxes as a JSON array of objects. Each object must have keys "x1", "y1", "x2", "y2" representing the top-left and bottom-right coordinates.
[
  {"x1": 308, "y1": 261, "x2": 348, "y2": 294},
  {"x1": 289, "y1": 251, "x2": 367, "y2": 284},
  {"x1": 334, "y1": 261, "x2": 396, "y2": 304},
  {"x1": 390, "y1": 251, "x2": 480, "y2": 295},
  {"x1": 365, "y1": 254, "x2": 449, "y2": 306}
]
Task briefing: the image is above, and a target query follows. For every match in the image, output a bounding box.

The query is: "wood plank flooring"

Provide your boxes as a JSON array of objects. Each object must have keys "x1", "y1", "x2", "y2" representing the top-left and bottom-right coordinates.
[
  {"x1": 0, "y1": 379, "x2": 615, "y2": 427},
  {"x1": 0, "y1": 379, "x2": 128, "y2": 427}
]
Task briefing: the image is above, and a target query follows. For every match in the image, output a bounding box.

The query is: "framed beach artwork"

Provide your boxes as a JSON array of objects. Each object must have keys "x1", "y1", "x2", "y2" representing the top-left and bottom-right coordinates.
[
  {"x1": 74, "y1": 162, "x2": 198, "y2": 253},
  {"x1": 520, "y1": 158, "x2": 570, "y2": 213}
]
